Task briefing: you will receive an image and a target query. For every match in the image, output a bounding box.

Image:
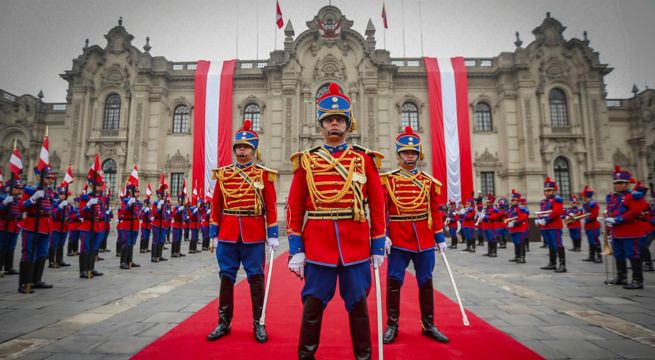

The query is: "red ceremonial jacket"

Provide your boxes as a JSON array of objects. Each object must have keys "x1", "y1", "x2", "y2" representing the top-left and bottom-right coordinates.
[
  {"x1": 538, "y1": 195, "x2": 564, "y2": 230},
  {"x1": 382, "y1": 168, "x2": 443, "y2": 253},
  {"x1": 508, "y1": 205, "x2": 529, "y2": 234},
  {"x1": 51, "y1": 198, "x2": 71, "y2": 233},
  {"x1": 564, "y1": 206, "x2": 582, "y2": 229},
  {"x1": 78, "y1": 194, "x2": 107, "y2": 232},
  {"x1": 19, "y1": 186, "x2": 55, "y2": 235},
  {"x1": 286, "y1": 145, "x2": 386, "y2": 266},
  {"x1": 606, "y1": 191, "x2": 649, "y2": 239},
  {"x1": 0, "y1": 194, "x2": 22, "y2": 233},
  {"x1": 210, "y1": 163, "x2": 278, "y2": 243},
  {"x1": 582, "y1": 200, "x2": 601, "y2": 230},
  {"x1": 461, "y1": 207, "x2": 476, "y2": 228},
  {"x1": 117, "y1": 197, "x2": 141, "y2": 231}
]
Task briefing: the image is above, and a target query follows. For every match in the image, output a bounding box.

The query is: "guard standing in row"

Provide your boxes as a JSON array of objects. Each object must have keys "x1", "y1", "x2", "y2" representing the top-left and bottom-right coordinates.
[
  {"x1": 49, "y1": 183, "x2": 72, "y2": 268},
  {"x1": 117, "y1": 182, "x2": 141, "y2": 269},
  {"x1": 507, "y1": 189, "x2": 529, "y2": 264},
  {"x1": 564, "y1": 196, "x2": 583, "y2": 252},
  {"x1": 0, "y1": 176, "x2": 23, "y2": 277},
  {"x1": 581, "y1": 186, "x2": 602, "y2": 263},
  {"x1": 207, "y1": 119, "x2": 279, "y2": 343},
  {"x1": 78, "y1": 157, "x2": 105, "y2": 279},
  {"x1": 535, "y1": 177, "x2": 566, "y2": 273},
  {"x1": 381, "y1": 126, "x2": 449, "y2": 345},
  {"x1": 460, "y1": 199, "x2": 477, "y2": 252},
  {"x1": 151, "y1": 174, "x2": 169, "y2": 263},
  {"x1": 286, "y1": 83, "x2": 386, "y2": 359}
]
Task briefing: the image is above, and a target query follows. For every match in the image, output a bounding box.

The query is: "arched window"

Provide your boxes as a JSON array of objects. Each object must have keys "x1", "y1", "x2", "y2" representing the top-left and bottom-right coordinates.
[
  {"x1": 549, "y1": 88, "x2": 569, "y2": 127},
  {"x1": 401, "y1": 102, "x2": 419, "y2": 131},
  {"x1": 103, "y1": 94, "x2": 121, "y2": 130},
  {"x1": 244, "y1": 103, "x2": 262, "y2": 132},
  {"x1": 172, "y1": 105, "x2": 189, "y2": 134},
  {"x1": 474, "y1": 102, "x2": 493, "y2": 132},
  {"x1": 554, "y1": 157, "x2": 571, "y2": 199},
  {"x1": 102, "y1": 159, "x2": 117, "y2": 197}
]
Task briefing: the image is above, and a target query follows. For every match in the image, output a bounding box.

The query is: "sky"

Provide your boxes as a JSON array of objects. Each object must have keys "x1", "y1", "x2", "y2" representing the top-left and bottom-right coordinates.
[{"x1": 1, "y1": 0, "x2": 654, "y2": 102}]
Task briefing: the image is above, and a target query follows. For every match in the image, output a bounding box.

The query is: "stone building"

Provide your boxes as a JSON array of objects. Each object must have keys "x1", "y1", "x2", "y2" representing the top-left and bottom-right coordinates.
[{"x1": 1, "y1": 5, "x2": 653, "y2": 209}]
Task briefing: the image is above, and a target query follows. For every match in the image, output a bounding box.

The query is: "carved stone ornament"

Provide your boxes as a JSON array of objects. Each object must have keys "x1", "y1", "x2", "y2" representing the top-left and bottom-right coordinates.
[
  {"x1": 612, "y1": 148, "x2": 631, "y2": 167},
  {"x1": 313, "y1": 53, "x2": 346, "y2": 82},
  {"x1": 543, "y1": 58, "x2": 570, "y2": 81},
  {"x1": 165, "y1": 150, "x2": 191, "y2": 172},
  {"x1": 476, "y1": 148, "x2": 499, "y2": 163}
]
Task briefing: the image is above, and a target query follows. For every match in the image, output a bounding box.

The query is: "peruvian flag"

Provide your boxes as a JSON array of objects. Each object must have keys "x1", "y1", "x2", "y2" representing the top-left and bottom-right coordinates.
[
  {"x1": 145, "y1": 184, "x2": 152, "y2": 198},
  {"x1": 120, "y1": 183, "x2": 126, "y2": 198},
  {"x1": 87, "y1": 154, "x2": 101, "y2": 182},
  {"x1": 182, "y1": 179, "x2": 188, "y2": 199},
  {"x1": 424, "y1": 57, "x2": 473, "y2": 204},
  {"x1": 37, "y1": 135, "x2": 49, "y2": 171},
  {"x1": 382, "y1": 2, "x2": 388, "y2": 29},
  {"x1": 0, "y1": 169, "x2": 3, "y2": 187},
  {"x1": 205, "y1": 189, "x2": 213, "y2": 203},
  {"x1": 9, "y1": 147, "x2": 23, "y2": 175},
  {"x1": 128, "y1": 164, "x2": 139, "y2": 187},
  {"x1": 192, "y1": 60, "x2": 236, "y2": 199},
  {"x1": 276, "y1": 0, "x2": 284, "y2": 29},
  {"x1": 63, "y1": 165, "x2": 75, "y2": 185}
]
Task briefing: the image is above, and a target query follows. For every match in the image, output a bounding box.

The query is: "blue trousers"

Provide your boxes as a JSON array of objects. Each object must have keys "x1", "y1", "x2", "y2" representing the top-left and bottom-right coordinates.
[
  {"x1": 497, "y1": 228, "x2": 508, "y2": 240},
  {"x1": 585, "y1": 228, "x2": 600, "y2": 247},
  {"x1": 20, "y1": 230, "x2": 49, "y2": 262},
  {"x1": 201, "y1": 226, "x2": 209, "y2": 239},
  {"x1": 50, "y1": 231, "x2": 68, "y2": 249},
  {"x1": 0, "y1": 231, "x2": 18, "y2": 251},
  {"x1": 387, "y1": 248, "x2": 435, "y2": 288},
  {"x1": 541, "y1": 229, "x2": 563, "y2": 249},
  {"x1": 612, "y1": 237, "x2": 640, "y2": 260},
  {"x1": 483, "y1": 229, "x2": 496, "y2": 243},
  {"x1": 461, "y1": 227, "x2": 474, "y2": 241},
  {"x1": 448, "y1": 227, "x2": 458, "y2": 239},
  {"x1": 216, "y1": 241, "x2": 265, "y2": 283},
  {"x1": 118, "y1": 230, "x2": 138, "y2": 247},
  {"x1": 190, "y1": 228, "x2": 199, "y2": 241},
  {"x1": 141, "y1": 228, "x2": 151, "y2": 245},
  {"x1": 172, "y1": 228, "x2": 182, "y2": 244},
  {"x1": 568, "y1": 228, "x2": 581, "y2": 243},
  {"x1": 79, "y1": 231, "x2": 102, "y2": 254},
  {"x1": 152, "y1": 226, "x2": 166, "y2": 245},
  {"x1": 510, "y1": 232, "x2": 523, "y2": 246},
  {"x1": 302, "y1": 261, "x2": 371, "y2": 312}
]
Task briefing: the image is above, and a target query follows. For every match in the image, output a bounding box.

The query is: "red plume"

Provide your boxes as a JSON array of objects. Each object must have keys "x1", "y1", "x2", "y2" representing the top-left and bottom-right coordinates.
[
  {"x1": 404, "y1": 126, "x2": 414, "y2": 135},
  {"x1": 636, "y1": 180, "x2": 642, "y2": 187},
  {"x1": 614, "y1": 165, "x2": 621, "y2": 173},
  {"x1": 629, "y1": 177, "x2": 636, "y2": 184},
  {"x1": 545, "y1": 176, "x2": 552, "y2": 182},
  {"x1": 328, "y1": 82, "x2": 340, "y2": 94},
  {"x1": 511, "y1": 188, "x2": 516, "y2": 194},
  {"x1": 243, "y1": 119, "x2": 252, "y2": 131}
]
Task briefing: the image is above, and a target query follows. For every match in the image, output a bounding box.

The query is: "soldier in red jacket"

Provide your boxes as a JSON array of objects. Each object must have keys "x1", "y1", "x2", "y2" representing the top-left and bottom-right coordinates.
[
  {"x1": 633, "y1": 182, "x2": 653, "y2": 272},
  {"x1": 564, "y1": 195, "x2": 583, "y2": 252},
  {"x1": 380, "y1": 126, "x2": 448, "y2": 345},
  {"x1": 507, "y1": 189, "x2": 529, "y2": 263},
  {"x1": 535, "y1": 177, "x2": 566, "y2": 272},
  {"x1": 78, "y1": 177, "x2": 107, "y2": 279},
  {"x1": 117, "y1": 184, "x2": 141, "y2": 269},
  {"x1": 286, "y1": 83, "x2": 386, "y2": 359},
  {"x1": 49, "y1": 183, "x2": 72, "y2": 268},
  {"x1": 188, "y1": 197, "x2": 201, "y2": 254},
  {"x1": 0, "y1": 177, "x2": 23, "y2": 277},
  {"x1": 580, "y1": 186, "x2": 602, "y2": 263},
  {"x1": 604, "y1": 166, "x2": 649, "y2": 289},
  {"x1": 151, "y1": 177, "x2": 169, "y2": 263},
  {"x1": 18, "y1": 166, "x2": 57, "y2": 292},
  {"x1": 207, "y1": 119, "x2": 279, "y2": 344},
  {"x1": 171, "y1": 193, "x2": 187, "y2": 258},
  {"x1": 139, "y1": 196, "x2": 152, "y2": 253},
  {"x1": 446, "y1": 201, "x2": 460, "y2": 249},
  {"x1": 480, "y1": 193, "x2": 500, "y2": 257},
  {"x1": 460, "y1": 198, "x2": 477, "y2": 252}
]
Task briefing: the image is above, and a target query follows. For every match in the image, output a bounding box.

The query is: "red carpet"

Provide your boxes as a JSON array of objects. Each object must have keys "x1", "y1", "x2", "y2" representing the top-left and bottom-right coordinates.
[{"x1": 133, "y1": 252, "x2": 542, "y2": 359}]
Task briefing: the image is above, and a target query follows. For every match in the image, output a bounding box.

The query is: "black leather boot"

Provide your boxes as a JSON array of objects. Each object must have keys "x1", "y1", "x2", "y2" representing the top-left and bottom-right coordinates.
[
  {"x1": 483, "y1": 242, "x2": 491, "y2": 256},
  {"x1": 348, "y1": 297, "x2": 372, "y2": 360},
  {"x1": 129, "y1": 245, "x2": 140, "y2": 268},
  {"x1": 18, "y1": 261, "x2": 34, "y2": 293},
  {"x1": 120, "y1": 246, "x2": 129, "y2": 269},
  {"x1": 490, "y1": 242, "x2": 498, "y2": 257},
  {"x1": 48, "y1": 247, "x2": 57, "y2": 268},
  {"x1": 0, "y1": 251, "x2": 4, "y2": 276},
  {"x1": 249, "y1": 275, "x2": 268, "y2": 343},
  {"x1": 383, "y1": 277, "x2": 401, "y2": 344},
  {"x1": 541, "y1": 248, "x2": 557, "y2": 270},
  {"x1": 624, "y1": 259, "x2": 643, "y2": 289},
  {"x1": 419, "y1": 281, "x2": 449, "y2": 343},
  {"x1": 582, "y1": 245, "x2": 595, "y2": 261},
  {"x1": 79, "y1": 252, "x2": 91, "y2": 279},
  {"x1": 508, "y1": 244, "x2": 519, "y2": 262},
  {"x1": 159, "y1": 243, "x2": 168, "y2": 261},
  {"x1": 5, "y1": 250, "x2": 18, "y2": 275},
  {"x1": 90, "y1": 252, "x2": 103, "y2": 276},
  {"x1": 554, "y1": 248, "x2": 567, "y2": 273},
  {"x1": 56, "y1": 243, "x2": 70, "y2": 267},
  {"x1": 298, "y1": 296, "x2": 324, "y2": 360},
  {"x1": 470, "y1": 239, "x2": 476, "y2": 253},
  {"x1": 606, "y1": 259, "x2": 628, "y2": 285},
  {"x1": 207, "y1": 277, "x2": 234, "y2": 341},
  {"x1": 642, "y1": 247, "x2": 653, "y2": 271},
  {"x1": 33, "y1": 258, "x2": 53, "y2": 288},
  {"x1": 151, "y1": 241, "x2": 159, "y2": 262},
  {"x1": 525, "y1": 239, "x2": 530, "y2": 252}
]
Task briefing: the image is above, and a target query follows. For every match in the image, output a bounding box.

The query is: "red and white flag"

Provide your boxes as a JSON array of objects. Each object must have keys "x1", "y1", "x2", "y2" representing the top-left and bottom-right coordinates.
[
  {"x1": 63, "y1": 165, "x2": 75, "y2": 184},
  {"x1": 145, "y1": 184, "x2": 152, "y2": 198},
  {"x1": 276, "y1": 0, "x2": 284, "y2": 29},
  {"x1": 424, "y1": 57, "x2": 473, "y2": 204},
  {"x1": 128, "y1": 164, "x2": 139, "y2": 187},
  {"x1": 120, "y1": 183, "x2": 126, "y2": 198},
  {"x1": 382, "y1": 2, "x2": 388, "y2": 29},
  {"x1": 9, "y1": 147, "x2": 23, "y2": 175},
  {"x1": 0, "y1": 169, "x2": 3, "y2": 187},
  {"x1": 192, "y1": 60, "x2": 236, "y2": 198},
  {"x1": 37, "y1": 135, "x2": 49, "y2": 171},
  {"x1": 87, "y1": 154, "x2": 101, "y2": 183},
  {"x1": 182, "y1": 179, "x2": 188, "y2": 199}
]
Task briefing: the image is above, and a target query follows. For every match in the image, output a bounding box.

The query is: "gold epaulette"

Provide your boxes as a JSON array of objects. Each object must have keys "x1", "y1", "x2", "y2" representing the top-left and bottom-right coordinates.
[
  {"x1": 210, "y1": 164, "x2": 234, "y2": 180},
  {"x1": 256, "y1": 164, "x2": 279, "y2": 182},
  {"x1": 351, "y1": 144, "x2": 384, "y2": 169},
  {"x1": 421, "y1": 171, "x2": 443, "y2": 194},
  {"x1": 380, "y1": 169, "x2": 400, "y2": 186},
  {"x1": 290, "y1": 146, "x2": 321, "y2": 172}
]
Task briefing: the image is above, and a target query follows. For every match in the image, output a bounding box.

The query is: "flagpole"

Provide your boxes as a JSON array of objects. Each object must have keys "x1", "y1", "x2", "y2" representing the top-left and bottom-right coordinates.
[
  {"x1": 235, "y1": 0, "x2": 239, "y2": 59},
  {"x1": 419, "y1": 0, "x2": 424, "y2": 57},
  {"x1": 401, "y1": 0, "x2": 406, "y2": 59}
]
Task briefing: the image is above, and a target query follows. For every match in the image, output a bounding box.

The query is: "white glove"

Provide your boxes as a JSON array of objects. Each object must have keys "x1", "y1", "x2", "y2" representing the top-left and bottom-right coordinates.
[
  {"x1": 58, "y1": 199, "x2": 68, "y2": 209},
  {"x1": 604, "y1": 217, "x2": 616, "y2": 227},
  {"x1": 507, "y1": 221, "x2": 515, "y2": 228},
  {"x1": 288, "y1": 252, "x2": 306, "y2": 279},
  {"x1": 143, "y1": 207, "x2": 151, "y2": 213},
  {"x1": 157, "y1": 201, "x2": 163, "y2": 209},
  {"x1": 456, "y1": 222, "x2": 462, "y2": 233},
  {"x1": 534, "y1": 218, "x2": 546, "y2": 226},
  {"x1": 384, "y1": 236, "x2": 392, "y2": 255},
  {"x1": 128, "y1": 197, "x2": 136, "y2": 206},
  {"x1": 267, "y1": 237, "x2": 279, "y2": 250},
  {"x1": 105, "y1": 210, "x2": 111, "y2": 215},
  {"x1": 371, "y1": 254, "x2": 385, "y2": 268},
  {"x1": 435, "y1": 242, "x2": 447, "y2": 253},
  {"x1": 193, "y1": 208, "x2": 199, "y2": 214},
  {"x1": 2, "y1": 196, "x2": 13, "y2": 205},
  {"x1": 30, "y1": 190, "x2": 44, "y2": 202},
  {"x1": 86, "y1": 198, "x2": 98, "y2": 206}
]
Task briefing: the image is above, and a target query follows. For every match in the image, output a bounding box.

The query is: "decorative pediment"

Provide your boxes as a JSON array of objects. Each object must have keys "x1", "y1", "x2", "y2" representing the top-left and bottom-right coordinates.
[
  {"x1": 542, "y1": 57, "x2": 570, "y2": 81},
  {"x1": 100, "y1": 64, "x2": 131, "y2": 89},
  {"x1": 475, "y1": 148, "x2": 499, "y2": 163},
  {"x1": 306, "y1": 6, "x2": 353, "y2": 40},
  {"x1": 532, "y1": 13, "x2": 566, "y2": 47},
  {"x1": 612, "y1": 148, "x2": 631, "y2": 166},
  {"x1": 104, "y1": 18, "x2": 135, "y2": 55},
  {"x1": 313, "y1": 53, "x2": 346, "y2": 81},
  {"x1": 165, "y1": 150, "x2": 190, "y2": 172}
]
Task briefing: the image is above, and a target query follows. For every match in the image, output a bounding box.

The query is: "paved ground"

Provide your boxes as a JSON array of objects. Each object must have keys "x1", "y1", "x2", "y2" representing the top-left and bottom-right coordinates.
[{"x1": 0, "y1": 232, "x2": 654, "y2": 359}]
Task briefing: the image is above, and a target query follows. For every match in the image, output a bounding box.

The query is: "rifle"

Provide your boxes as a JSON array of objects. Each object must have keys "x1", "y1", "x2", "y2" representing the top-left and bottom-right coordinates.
[
  {"x1": 563, "y1": 213, "x2": 590, "y2": 225},
  {"x1": 504, "y1": 216, "x2": 518, "y2": 224}
]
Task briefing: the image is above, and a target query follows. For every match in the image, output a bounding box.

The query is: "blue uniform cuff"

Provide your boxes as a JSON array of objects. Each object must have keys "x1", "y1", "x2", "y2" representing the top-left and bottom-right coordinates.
[
  {"x1": 370, "y1": 236, "x2": 385, "y2": 255},
  {"x1": 288, "y1": 234, "x2": 304, "y2": 255},
  {"x1": 615, "y1": 216, "x2": 624, "y2": 224},
  {"x1": 209, "y1": 224, "x2": 219, "y2": 238},
  {"x1": 267, "y1": 225, "x2": 279, "y2": 238},
  {"x1": 434, "y1": 232, "x2": 445, "y2": 244}
]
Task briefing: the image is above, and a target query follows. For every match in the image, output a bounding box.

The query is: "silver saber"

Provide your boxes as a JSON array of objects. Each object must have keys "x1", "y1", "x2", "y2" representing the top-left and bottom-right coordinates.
[
  {"x1": 374, "y1": 264, "x2": 384, "y2": 360},
  {"x1": 259, "y1": 247, "x2": 275, "y2": 326},
  {"x1": 440, "y1": 251, "x2": 470, "y2": 326}
]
